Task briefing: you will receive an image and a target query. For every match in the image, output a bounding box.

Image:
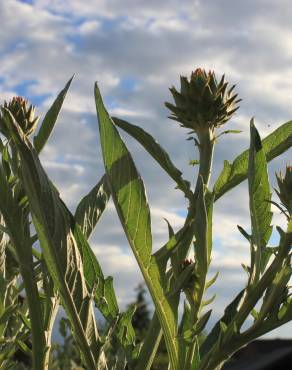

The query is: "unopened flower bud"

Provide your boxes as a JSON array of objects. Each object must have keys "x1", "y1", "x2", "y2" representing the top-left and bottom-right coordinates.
[
  {"x1": 165, "y1": 68, "x2": 240, "y2": 133},
  {"x1": 1, "y1": 96, "x2": 39, "y2": 137}
]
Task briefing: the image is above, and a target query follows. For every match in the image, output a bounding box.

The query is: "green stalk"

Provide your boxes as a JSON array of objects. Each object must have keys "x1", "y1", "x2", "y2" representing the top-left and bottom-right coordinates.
[
  {"x1": 0, "y1": 167, "x2": 47, "y2": 369},
  {"x1": 184, "y1": 128, "x2": 215, "y2": 370},
  {"x1": 18, "y1": 261, "x2": 46, "y2": 369},
  {"x1": 195, "y1": 129, "x2": 215, "y2": 195}
]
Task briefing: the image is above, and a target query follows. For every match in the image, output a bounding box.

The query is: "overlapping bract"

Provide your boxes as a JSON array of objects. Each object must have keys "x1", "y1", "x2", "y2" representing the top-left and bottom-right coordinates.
[
  {"x1": 0, "y1": 97, "x2": 39, "y2": 137},
  {"x1": 165, "y1": 68, "x2": 240, "y2": 132}
]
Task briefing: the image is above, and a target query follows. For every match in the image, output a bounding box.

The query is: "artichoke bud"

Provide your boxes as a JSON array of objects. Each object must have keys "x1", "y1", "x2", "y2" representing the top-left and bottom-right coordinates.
[
  {"x1": 1, "y1": 96, "x2": 39, "y2": 137},
  {"x1": 165, "y1": 68, "x2": 241, "y2": 133},
  {"x1": 276, "y1": 165, "x2": 292, "y2": 215}
]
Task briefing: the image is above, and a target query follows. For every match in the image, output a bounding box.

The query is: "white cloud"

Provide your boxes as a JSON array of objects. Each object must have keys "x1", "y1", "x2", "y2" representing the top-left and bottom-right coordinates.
[
  {"x1": 1, "y1": 0, "x2": 291, "y2": 339},
  {"x1": 79, "y1": 20, "x2": 101, "y2": 35}
]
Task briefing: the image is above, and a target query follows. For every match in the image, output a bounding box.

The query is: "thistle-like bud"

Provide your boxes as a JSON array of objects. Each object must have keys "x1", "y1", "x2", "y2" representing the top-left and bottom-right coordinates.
[
  {"x1": 0, "y1": 96, "x2": 39, "y2": 137},
  {"x1": 276, "y1": 165, "x2": 292, "y2": 215},
  {"x1": 165, "y1": 68, "x2": 241, "y2": 133}
]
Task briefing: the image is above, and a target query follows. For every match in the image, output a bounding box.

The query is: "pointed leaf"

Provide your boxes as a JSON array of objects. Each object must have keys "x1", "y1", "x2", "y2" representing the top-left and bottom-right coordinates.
[
  {"x1": 96, "y1": 87, "x2": 152, "y2": 266},
  {"x1": 33, "y1": 75, "x2": 74, "y2": 153},
  {"x1": 214, "y1": 120, "x2": 292, "y2": 200},
  {"x1": 248, "y1": 120, "x2": 272, "y2": 277},
  {"x1": 95, "y1": 84, "x2": 180, "y2": 369}
]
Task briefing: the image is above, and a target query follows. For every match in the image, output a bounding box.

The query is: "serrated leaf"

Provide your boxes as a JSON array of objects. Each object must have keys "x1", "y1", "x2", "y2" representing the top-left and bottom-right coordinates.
[
  {"x1": 75, "y1": 174, "x2": 110, "y2": 239},
  {"x1": 248, "y1": 120, "x2": 272, "y2": 278},
  {"x1": 113, "y1": 117, "x2": 192, "y2": 199},
  {"x1": 214, "y1": 120, "x2": 292, "y2": 200},
  {"x1": 33, "y1": 75, "x2": 74, "y2": 153}
]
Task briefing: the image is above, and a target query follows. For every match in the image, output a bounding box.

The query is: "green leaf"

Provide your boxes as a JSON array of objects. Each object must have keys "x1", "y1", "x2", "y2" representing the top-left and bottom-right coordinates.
[
  {"x1": 3, "y1": 109, "x2": 100, "y2": 370},
  {"x1": 75, "y1": 174, "x2": 110, "y2": 239},
  {"x1": 95, "y1": 83, "x2": 180, "y2": 370},
  {"x1": 248, "y1": 120, "x2": 272, "y2": 279},
  {"x1": 206, "y1": 271, "x2": 219, "y2": 289},
  {"x1": 237, "y1": 225, "x2": 251, "y2": 242},
  {"x1": 116, "y1": 305, "x2": 136, "y2": 348},
  {"x1": 96, "y1": 90, "x2": 152, "y2": 266},
  {"x1": 113, "y1": 117, "x2": 192, "y2": 199},
  {"x1": 163, "y1": 218, "x2": 175, "y2": 238},
  {"x1": 214, "y1": 120, "x2": 292, "y2": 200},
  {"x1": 193, "y1": 309, "x2": 212, "y2": 336},
  {"x1": 153, "y1": 222, "x2": 193, "y2": 266},
  {"x1": 33, "y1": 75, "x2": 74, "y2": 153}
]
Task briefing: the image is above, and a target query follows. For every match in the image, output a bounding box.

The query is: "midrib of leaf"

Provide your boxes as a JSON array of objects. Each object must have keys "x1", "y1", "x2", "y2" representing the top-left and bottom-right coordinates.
[{"x1": 95, "y1": 83, "x2": 179, "y2": 370}]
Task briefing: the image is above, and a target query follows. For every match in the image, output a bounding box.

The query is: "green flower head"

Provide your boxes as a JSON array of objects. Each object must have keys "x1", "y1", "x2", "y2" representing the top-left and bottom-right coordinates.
[
  {"x1": 165, "y1": 68, "x2": 241, "y2": 133},
  {"x1": 1, "y1": 96, "x2": 39, "y2": 137}
]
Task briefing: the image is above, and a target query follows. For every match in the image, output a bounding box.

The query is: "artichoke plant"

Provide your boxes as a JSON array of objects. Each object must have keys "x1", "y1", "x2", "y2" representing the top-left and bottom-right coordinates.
[
  {"x1": 165, "y1": 68, "x2": 241, "y2": 133},
  {"x1": 1, "y1": 96, "x2": 39, "y2": 137}
]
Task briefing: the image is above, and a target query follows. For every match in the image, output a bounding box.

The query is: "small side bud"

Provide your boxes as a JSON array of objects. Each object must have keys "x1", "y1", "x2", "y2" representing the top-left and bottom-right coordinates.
[{"x1": 276, "y1": 165, "x2": 292, "y2": 215}]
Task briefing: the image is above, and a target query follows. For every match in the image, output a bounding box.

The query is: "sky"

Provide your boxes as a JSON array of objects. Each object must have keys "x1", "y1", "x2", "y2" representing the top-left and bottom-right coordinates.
[{"x1": 0, "y1": 0, "x2": 291, "y2": 338}]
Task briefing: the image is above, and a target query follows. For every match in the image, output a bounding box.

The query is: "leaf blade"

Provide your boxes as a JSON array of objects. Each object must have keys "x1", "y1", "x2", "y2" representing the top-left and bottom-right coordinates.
[
  {"x1": 214, "y1": 120, "x2": 292, "y2": 200},
  {"x1": 248, "y1": 120, "x2": 272, "y2": 279},
  {"x1": 33, "y1": 75, "x2": 74, "y2": 153}
]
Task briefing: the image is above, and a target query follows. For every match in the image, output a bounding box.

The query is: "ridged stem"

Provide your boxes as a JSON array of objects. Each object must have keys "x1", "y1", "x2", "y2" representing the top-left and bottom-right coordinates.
[{"x1": 183, "y1": 128, "x2": 215, "y2": 370}]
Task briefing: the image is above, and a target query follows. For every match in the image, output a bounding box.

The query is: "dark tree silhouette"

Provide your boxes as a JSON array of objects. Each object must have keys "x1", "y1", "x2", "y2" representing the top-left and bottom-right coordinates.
[{"x1": 131, "y1": 283, "x2": 151, "y2": 342}]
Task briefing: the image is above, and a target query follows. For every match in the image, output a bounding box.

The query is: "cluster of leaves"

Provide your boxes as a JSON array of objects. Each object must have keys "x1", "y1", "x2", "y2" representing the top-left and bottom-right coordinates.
[{"x1": 0, "y1": 69, "x2": 291, "y2": 370}]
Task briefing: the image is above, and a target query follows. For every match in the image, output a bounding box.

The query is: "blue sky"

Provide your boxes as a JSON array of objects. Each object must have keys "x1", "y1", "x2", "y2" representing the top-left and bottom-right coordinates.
[{"x1": 1, "y1": 0, "x2": 291, "y2": 338}]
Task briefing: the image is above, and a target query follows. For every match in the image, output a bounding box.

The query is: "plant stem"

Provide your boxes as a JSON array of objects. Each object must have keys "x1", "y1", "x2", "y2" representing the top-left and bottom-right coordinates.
[
  {"x1": 184, "y1": 128, "x2": 215, "y2": 370},
  {"x1": 195, "y1": 128, "x2": 215, "y2": 194}
]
